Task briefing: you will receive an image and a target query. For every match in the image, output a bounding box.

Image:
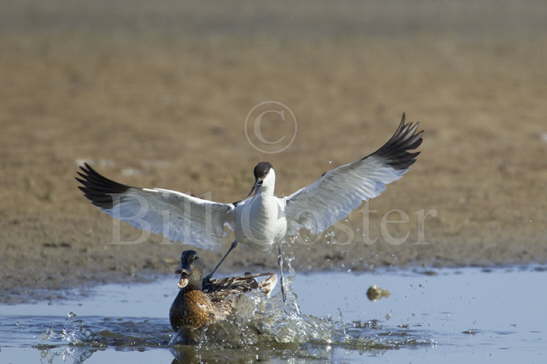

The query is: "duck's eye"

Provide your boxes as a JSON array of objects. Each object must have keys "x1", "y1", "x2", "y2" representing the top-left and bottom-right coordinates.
[{"x1": 257, "y1": 180, "x2": 263, "y2": 185}]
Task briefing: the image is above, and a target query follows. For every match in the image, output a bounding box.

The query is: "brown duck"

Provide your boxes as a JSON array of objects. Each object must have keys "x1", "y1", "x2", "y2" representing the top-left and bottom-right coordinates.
[{"x1": 169, "y1": 250, "x2": 277, "y2": 333}]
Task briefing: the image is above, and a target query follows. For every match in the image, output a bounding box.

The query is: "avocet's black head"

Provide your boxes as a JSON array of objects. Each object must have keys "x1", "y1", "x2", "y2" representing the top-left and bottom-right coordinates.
[
  {"x1": 253, "y1": 161, "x2": 272, "y2": 179},
  {"x1": 249, "y1": 162, "x2": 274, "y2": 196}
]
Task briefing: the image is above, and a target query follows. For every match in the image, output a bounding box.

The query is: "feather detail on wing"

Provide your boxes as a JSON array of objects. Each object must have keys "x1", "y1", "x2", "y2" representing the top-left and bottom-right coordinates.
[
  {"x1": 76, "y1": 163, "x2": 233, "y2": 250},
  {"x1": 283, "y1": 113, "x2": 423, "y2": 236},
  {"x1": 205, "y1": 272, "x2": 278, "y2": 299}
]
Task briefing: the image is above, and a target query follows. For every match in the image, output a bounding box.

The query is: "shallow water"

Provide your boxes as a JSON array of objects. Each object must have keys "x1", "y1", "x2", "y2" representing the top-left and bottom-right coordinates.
[{"x1": 1, "y1": 267, "x2": 546, "y2": 363}]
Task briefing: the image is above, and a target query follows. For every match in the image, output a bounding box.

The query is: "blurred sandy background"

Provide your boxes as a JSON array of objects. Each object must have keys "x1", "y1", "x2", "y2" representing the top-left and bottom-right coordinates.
[{"x1": 1, "y1": 0, "x2": 546, "y2": 302}]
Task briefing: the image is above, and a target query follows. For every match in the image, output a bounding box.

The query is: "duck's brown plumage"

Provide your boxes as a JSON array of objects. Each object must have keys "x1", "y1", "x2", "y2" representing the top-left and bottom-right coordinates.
[
  {"x1": 169, "y1": 250, "x2": 277, "y2": 333},
  {"x1": 170, "y1": 289, "x2": 219, "y2": 331}
]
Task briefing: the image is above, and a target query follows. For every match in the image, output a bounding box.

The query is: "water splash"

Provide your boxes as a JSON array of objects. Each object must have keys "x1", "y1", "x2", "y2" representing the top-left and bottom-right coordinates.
[
  {"x1": 2, "y1": 267, "x2": 544, "y2": 363},
  {"x1": 166, "y1": 282, "x2": 433, "y2": 353},
  {"x1": 23, "y1": 266, "x2": 437, "y2": 363},
  {"x1": 27, "y1": 266, "x2": 435, "y2": 364},
  {"x1": 31, "y1": 287, "x2": 432, "y2": 358}
]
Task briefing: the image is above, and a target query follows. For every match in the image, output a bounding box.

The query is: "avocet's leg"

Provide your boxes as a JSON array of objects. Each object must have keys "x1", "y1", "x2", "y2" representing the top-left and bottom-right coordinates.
[
  {"x1": 203, "y1": 240, "x2": 238, "y2": 285},
  {"x1": 277, "y1": 243, "x2": 287, "y2": 302}
]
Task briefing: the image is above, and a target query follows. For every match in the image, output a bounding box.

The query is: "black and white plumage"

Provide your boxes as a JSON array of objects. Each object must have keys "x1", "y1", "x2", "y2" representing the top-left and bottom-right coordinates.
[
  {"x1": 76, "y1": 164, "x2": 234, "y2": 250},
  {"x1": 283, "y1": 114, "x2": 422, "y2": 235},
  {"x1": 77, "y1": 114, "x2": 422, "y2": 295}
]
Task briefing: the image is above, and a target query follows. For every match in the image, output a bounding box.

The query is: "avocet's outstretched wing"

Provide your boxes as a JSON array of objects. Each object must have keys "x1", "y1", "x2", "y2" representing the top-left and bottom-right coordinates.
[
  {"x1": 76, "y1": 163, "x2": 233, "y2": 249},
  {"x1": 283, "y1": 114, "x2": 423, "y2": 236}
]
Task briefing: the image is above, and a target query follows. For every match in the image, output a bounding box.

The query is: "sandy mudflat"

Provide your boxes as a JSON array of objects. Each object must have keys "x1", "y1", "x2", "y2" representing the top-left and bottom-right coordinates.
[{"x1": 1, "y1": 0, "x2": 546, "y2": 302}]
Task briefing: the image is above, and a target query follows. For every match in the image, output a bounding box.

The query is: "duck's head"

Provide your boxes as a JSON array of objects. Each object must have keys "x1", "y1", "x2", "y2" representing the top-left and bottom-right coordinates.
[
  {"x1": 175, "y1": 250, "x2": 204, "y2": 290},
  {"x1": 248, "y1": 161, "x2": 275, "y2": 196}
]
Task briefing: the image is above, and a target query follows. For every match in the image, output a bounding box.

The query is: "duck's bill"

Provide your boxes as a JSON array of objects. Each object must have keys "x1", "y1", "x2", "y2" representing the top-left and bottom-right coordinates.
[{"x1": 177, "y1": 277, "x2": 189, "y2": 289}]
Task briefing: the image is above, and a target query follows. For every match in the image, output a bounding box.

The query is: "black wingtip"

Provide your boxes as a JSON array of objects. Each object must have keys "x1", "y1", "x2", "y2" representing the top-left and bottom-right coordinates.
[
  {"x1": 369, "y1": 114, "x2": 423, "y2": 170},
  {"x1": 76, "y1": 163, "x2": 131, "y2": 209}
]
